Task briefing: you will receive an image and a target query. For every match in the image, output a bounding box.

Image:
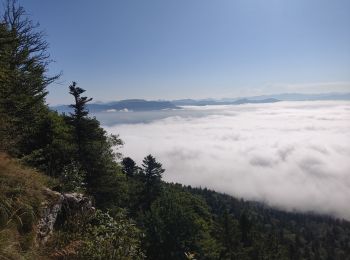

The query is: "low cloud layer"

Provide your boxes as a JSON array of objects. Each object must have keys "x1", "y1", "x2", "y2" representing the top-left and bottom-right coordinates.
[{"x1": 104, "y1": 101, "x2": 350, "y2": 220}]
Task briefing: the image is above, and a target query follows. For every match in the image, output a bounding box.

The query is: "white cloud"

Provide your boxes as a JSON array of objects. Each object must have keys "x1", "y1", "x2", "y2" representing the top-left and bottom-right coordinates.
[{"x1": 104, "y1": 101, "x2": 350, "y2": 220}]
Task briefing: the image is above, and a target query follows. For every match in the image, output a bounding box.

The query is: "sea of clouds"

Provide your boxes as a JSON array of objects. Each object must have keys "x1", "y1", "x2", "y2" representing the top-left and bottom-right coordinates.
[{"x1": 103, "y1": 101, "x2": 350, "y2": 220}]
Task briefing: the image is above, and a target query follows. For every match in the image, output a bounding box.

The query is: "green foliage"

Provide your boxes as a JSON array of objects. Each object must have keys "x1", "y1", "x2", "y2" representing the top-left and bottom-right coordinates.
[
  {"x1": 60, "y1": 161, "x2": 86, "y2": 192},
  {"x1": 143, "y1": 187, "x2": 219, "y2": 260},
  {"x1": 67, "y1": 82, "x2": 126, "y2": 206},
  {"x1": 141, "y1": 154, "x2": 165, "y2": 180},
  {"x1": 140, "y1": 154, "x2": 164, "y2": 210},
  {"x1": 78, "y1": 210, "x2": 144, "y2": 259},
  {"x1": 51, "y1": 209, "x2": 144, "y2": 259},
  {"x1": 0, "y1": 0, "x2": 59, "y2": 156},
  {"x1": 21, "y1": 110, "x2": 77, "y2": 177},
  {"x1": 69, "y1": 82, "x2": 93, "y2": 120},
  {"x1": 187, "y1": 186, "x2": 350, "y2": 259},
  {"x1": 122, "y1": 157, "x2": 138, "y2": 178},
  {"x1": 216, "y1": 209, "x2": 241, "y2": 259},
  {"x1": 68, "y1": 81, "x2": 93, "y2": 161}
]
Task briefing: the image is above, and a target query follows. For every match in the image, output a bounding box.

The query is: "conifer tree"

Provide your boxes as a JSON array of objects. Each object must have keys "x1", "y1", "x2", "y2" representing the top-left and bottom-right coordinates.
[
  {"x1": 69, "y1": 82, "x2": 93, "y2": 120},
  {"x1": 0, "y1": 0, "x2": 59, "y2": 154},
  {"x1": 68, "y1": 81, "x2": 92, "y2": 159},
  {"x1": 141, "y1": 154, "x2": 164, "y2": 209},
  {"x1": 122, "y1": 157, "x2": 138, "y2": 178},
  {"x1": 67, "y1": 82, "x2": 125, "y2": 206}
]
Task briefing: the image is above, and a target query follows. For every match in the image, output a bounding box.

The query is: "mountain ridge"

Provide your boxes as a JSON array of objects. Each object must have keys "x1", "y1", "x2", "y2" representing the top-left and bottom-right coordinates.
[{"x1": 51, "y1": 92, "x2": 350, "y2": 113}]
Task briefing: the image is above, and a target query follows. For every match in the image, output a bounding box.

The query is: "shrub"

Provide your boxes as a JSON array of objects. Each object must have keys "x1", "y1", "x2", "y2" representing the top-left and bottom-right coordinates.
[
  {"x1": 60, "y1": 162, "x2": 86, "y2": 192},
  {"x1": 50, "y1": 209, "x2": 144, "y2": 259}
]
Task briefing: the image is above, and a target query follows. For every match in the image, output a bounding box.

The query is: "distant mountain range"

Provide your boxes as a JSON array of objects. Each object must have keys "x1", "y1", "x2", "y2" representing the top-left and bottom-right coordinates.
[
  {"x1": 53, "y1": 99, "x2": 179, "y2": 113},
  {"x1": 172, "y1": 92, "x2": 350, "y2": 105},
  {"x1": 172, "y1": 98, "x2": 280, "y2": 106},
  {"x1": 52, "y1": 92, "x2": 350, "y2": 113}
]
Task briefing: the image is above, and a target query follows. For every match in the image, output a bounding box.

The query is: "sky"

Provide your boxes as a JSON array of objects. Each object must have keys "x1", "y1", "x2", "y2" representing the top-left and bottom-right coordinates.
[
  {"x1": 105, "y1": 101, "x2": 350, "y2": 220},
  {"x1": 19, "y1": 0, "x2": 350, "y2": 105}
]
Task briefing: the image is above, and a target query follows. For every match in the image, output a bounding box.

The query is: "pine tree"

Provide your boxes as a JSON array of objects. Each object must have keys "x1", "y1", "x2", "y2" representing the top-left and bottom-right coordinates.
[
  {"x1": 69, "y1": 82, "x2": 93, "y2": 120},
  {"x1": 141, "y1": 154, "x2": 164, "y2": 209},
  {"x1": 0, "y1": 0, "x2": 60, "y2": 155},
  {"x1": 122, "y1": 157, "x2": 138, "y2": 178},
  {"x1": 68, "y1": 81, "x2": 92, "y2": 160},
  {"x1": 67, "y1": 83, "x2": 125, "y2": 207}
]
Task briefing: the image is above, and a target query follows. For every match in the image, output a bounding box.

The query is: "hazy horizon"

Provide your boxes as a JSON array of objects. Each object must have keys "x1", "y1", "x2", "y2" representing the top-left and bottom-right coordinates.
[{"x1": 51, "y1": 91, "x2": 350, "y2": 106}]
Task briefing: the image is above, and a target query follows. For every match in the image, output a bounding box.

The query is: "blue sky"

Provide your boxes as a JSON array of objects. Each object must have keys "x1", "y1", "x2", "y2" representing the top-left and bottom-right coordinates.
[{"x1": 20, "y1": 0, "x2": 350, "y2": 104}]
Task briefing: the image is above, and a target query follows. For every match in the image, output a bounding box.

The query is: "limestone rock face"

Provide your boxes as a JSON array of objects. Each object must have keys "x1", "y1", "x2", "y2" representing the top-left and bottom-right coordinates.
[{"x1": 36, "y1": 189, "x2": 94, "y2": 246}]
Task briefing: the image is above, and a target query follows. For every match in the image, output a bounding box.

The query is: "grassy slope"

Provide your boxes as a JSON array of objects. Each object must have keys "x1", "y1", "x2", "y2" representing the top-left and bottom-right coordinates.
[{"x1": 0, "y1": 153, "x2": 51, "y2": 260}]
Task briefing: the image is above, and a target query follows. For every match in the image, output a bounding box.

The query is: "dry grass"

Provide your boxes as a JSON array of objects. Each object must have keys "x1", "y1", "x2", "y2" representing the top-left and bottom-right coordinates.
[{"x1": 0, "y1": 153, "x2": 51, "y2": 259}]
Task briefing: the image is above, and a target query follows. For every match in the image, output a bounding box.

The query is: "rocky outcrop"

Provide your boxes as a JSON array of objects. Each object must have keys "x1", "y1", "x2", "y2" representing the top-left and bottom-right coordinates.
[
  {"x1": 35, "y1": 188, "x2": 94, "y2": 246},
  {"x1": 36, "y1": 189, "x2": 64, "y2": 246},
  {"x1": 62, "y1": 192, "x2": 94, "y2": 213}
]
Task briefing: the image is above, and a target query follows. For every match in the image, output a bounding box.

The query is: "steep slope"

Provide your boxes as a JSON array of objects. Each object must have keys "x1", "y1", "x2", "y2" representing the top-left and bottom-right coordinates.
[
  {"x1": 0, "y1": 154, "x2": 144, "y2": 260},
  {"x1": 0, "y1": 153, "x2": 50, "y2": 259}
]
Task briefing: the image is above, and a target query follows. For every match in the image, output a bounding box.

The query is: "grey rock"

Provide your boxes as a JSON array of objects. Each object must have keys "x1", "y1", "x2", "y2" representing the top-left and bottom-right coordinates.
[
  {"x1": 36, "y1": 189, "x2": 64, "y2": 246},
  {"x1": 35, "y1": 188, "x2": 94, "y2": 246}
]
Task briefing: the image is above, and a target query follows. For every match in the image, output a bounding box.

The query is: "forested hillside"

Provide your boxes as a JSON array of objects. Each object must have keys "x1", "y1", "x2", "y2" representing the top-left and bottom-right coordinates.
[{"x1": 0, "y1": 1, "x2": 349, "y2": 259}]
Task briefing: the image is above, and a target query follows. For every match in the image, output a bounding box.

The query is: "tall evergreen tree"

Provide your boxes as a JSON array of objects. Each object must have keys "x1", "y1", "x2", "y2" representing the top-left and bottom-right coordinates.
[
  {"x1": 0, "y1": 0, "x2": 59, "y2": 155},
  {"x1": 67, "y1": 83, "x2": 125, "y2": 207},
  {"x1": 141, "y1": 154, "x2": 164, "y2": 209},
  {"x1": 69, "y1": 81, "x2": 93, "y2": 120},
  {"x1": 122, "y1": 157, "x2": 138, "y2": 178},
  {"x1": 68, "y1": 81, "x2": 92, "y2": 160}
]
